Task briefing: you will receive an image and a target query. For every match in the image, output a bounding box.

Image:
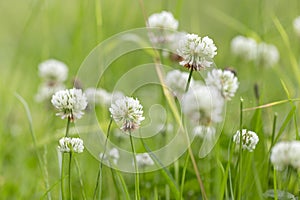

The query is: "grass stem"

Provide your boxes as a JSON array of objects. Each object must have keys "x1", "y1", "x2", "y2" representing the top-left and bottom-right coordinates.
[
  {"x1": 68, "y1": 152, "x2": 73, "y2": 200},
  {"x1": 129, "y1": 131, "x2": 140, "y2": 200}
]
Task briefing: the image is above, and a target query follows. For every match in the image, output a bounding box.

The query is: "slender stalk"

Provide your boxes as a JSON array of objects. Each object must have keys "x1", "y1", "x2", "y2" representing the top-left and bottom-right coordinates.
[
  {"x1": 65, "y1": 118, "x2": 71, "y2": 137},
  {"x1": 93, "y1": 118, "x2": 113, "y2": 200},
  {"x1": 180, "y1": 153, "x2": 189, "y2": 199},
  {"x1": 273, "y1": 168, "x2": 278, "y2": 200},
  {"x1": 61, "y1": 154, "x2": 66, "y2": 200},
  {"x1": 185, "y1": 68, "x2": 194, "y2": 92},
  {"x1": 238, "y1": 98, "x2": 244, "y2": 200},
  {"x1": 69, "y1": 153, "x2": 73, "y2": 200},
  {"x1": 61, "y1": 118, "x2": 71, "y2": 200},
  {"x1": 129, "y1": 131, "x2": 140, "y2": 200},
  {"x1": 15, "y1": 94, "x2": 51, "y2": 200}
]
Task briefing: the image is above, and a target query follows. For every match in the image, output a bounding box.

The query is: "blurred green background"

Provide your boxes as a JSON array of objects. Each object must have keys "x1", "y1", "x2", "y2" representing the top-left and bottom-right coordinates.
[{"x1": 1, "y1": 0, "x2": 300, "y2": 199}]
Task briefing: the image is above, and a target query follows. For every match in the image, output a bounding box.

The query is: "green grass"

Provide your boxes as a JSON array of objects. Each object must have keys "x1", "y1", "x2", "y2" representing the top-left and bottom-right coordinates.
[{"x1": 1, "y1": 0, "x2": 300, "y2": 199}]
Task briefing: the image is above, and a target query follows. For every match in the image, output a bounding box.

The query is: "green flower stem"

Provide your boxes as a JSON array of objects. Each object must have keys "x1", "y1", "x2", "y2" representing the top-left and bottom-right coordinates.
[
  {"x1": 129, "y1": 131, "x2": 140, "y2": 200},
  {"x1": 93, "y1": 118, "x2": 113, "y2": 200},
  {"x1": 238, "y1": 98, "x2": 244, "y2": 200},
  {"x1": 185, "y1": 68, "x2": 194, "y2": 92},
  {"x1": 65, "y1": 117, "x2": 71, "y2": 137},
  {"x1": 61, "y1": 117, "x2": 71, "y2": 200},
  {"x1": 69, "y1": 152, "x2": 73, "y2": 200},
  {"x1": 273, "y1": 168, "x2": 278, "y2": 200}
]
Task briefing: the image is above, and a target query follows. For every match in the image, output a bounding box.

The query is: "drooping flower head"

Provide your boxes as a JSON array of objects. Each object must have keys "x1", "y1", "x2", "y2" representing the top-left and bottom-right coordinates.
[
  {"x1": 182, "y1": 83, "x2": 224, "y2": 125},
  {"x1": 230, "y1": 35, "x2": 257, "y2": 61},
  {"x1": 205, "y1": 69, "x2": 239, "y2": 100},
  {"x1": 233, "y1": 129, "x2": 259, "y2": 152},
  {"x1": 58, "y1": 137, "x2": 84, "y2": 153},
  {"x1": 165, "y1": 70, "x2": 195, "y2": 99},
  {"x1": 51, "y1": 88, "x2": 88, "y2": 121},
  {"x1": 38, "y1": 59, "x2": 68, "y2": 83},
  {"x1": 136, "y1": 153, "x2": 154, "y2": 168},
  {"x1": 109, "y1": 96, "x2": 145, "y2": 132},
  {"x1": 177, "y1": 33, "x2": 217, "y2": 70},
  {"x1": 148, "y1": 11, "x2": 178, "y2": 30}
]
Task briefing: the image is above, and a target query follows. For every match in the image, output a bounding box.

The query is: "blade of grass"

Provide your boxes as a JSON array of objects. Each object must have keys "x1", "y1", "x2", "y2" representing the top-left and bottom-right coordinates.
[
  {"x1": 206, "y1": 7, "x2": 260, "y2": 40},
  {"x1": 243, "y1": 98, "x2": 300, "y2": 111},
  {"x1": 273, "y1": 17, "x2": 300, "y2": 87},
  {"x1": 274, "y1": 107, "x2": 296, "y2": 144},
  {"x1": 74, "y1": 157, "x2": 87, "y2": 200},
  {"x1": 140, "y1": 138, "x2": 181, "y2": 199},
  {"x1": 114, "y1": 169, "x2": 131, "y2": 200},
  {"x1": 180, "y1": 153, "x2": 189, "y2": 199},
  {"x1": 15, "y1": 93, "x2": 51, "y2": 200}
]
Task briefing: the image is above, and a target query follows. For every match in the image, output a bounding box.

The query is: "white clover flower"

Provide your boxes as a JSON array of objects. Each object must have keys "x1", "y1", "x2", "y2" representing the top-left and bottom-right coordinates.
[
  {"x1": 99, "y1": 148, "x2": 120, "y2": 165},
  {"x1": 270, "y1": 141, "x2": 291, "y2": 170},
  {"x1": 256, "y1": 43, "x2": 279, "y2": 67},
  {"x1": 193, "y1": 125, "x2": 216, "y2": 140},
  {"x1": 136, "y1": 153, "x2": 154, "y2": 167},
  {"x1": 293, "y1": 16, "x2": 300, "y2": 37},
  {"x1": 182, "y1": 83, "x2": 224, "y2": 125},
  {"x1": 177, "y1": 34, "x2": 217, "y2": 70},
  {"x1": 85, "y1": 87, "x2": 112, "y2": 106},
  {"x1": 230, "y1": 35, "x2": 257, "y2": 61},
  {"x1": 35, "y1": 83, "x2": 66, "y2": 102},
  {"x1": 287, "y1": 141, "x2": 300, "y2": 169},
  {"x1": 109, "y1": 97, "x2": 145, "y2": 132},
  {"x1": 58, "y1": 137, "x2": 84, "y2": 153},
  {"x1": 165, "y1": 70, "x2": 195, "y2": 99},
  {"x1": 205, "y1": 69, "x2": 239, "y2": 100},
  {"x1": 233, "y1": 129, "x2": 259, "y2": 152},
  {"x1": 38, "y1": 59, "x2": 68, "y2": 82},
  {"x1": 271, "y1": 141, "x2": 300, "y2": 170},
  {"x1": 147, "y1": 11, "x2": 179, "y2": 44},
  {"x1": 148, "y1": 11, "x2": 178, "y2": 30},
  {"x1": 85, "y1": 88, "x2": 124, "y2": 107},
  {"x1": 51, "y1": 88, "x2": 88, "y2": 121}
]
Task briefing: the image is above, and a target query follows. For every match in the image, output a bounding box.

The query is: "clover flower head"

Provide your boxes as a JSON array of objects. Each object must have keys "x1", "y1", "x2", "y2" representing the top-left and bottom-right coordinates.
[
  {"x1": 177, "y1": 33, "x2": 217, "y2": 70},
  {"x1": 109, "y1": 97, "x2": 145, "y2": 132},
  {"x1": 85, "y1": 87, "x2": 112, "y2": 106},
  {"x1": 293, "y1": 16, "x2": 300, "y2": 37},
  {"x1": 165, "y1": 70, "x2": 195, "y2": 99},
  {"x1": 256, "y1": 43, "x2": 279, "y2": 67},
  {"x1": 270, "y1": 141, "x2": 291, "y2": 170},
  {"x1": 287, "y1": 141, "x2": 300, "y2": 169},
  {"x1": 35, "y1": 82, "x2": 66, "y2": 102},
  {"x1": 271, "y1": 141, "x2": 300, "y2": 171},
  {"x1": 51, "y1": 88, "x2": 88, "y2": 121},
  {"x1": 136, "y1": 153, "x2": 154, "y2": 167},
  {"x1": 182, "y1": 83, "x2": 224, "y2": 125},
  {"x1": 233, "y1": 129, "x2": 259, "y2": 152},
  {"x1": 38, "y1": 59, "x2": 68, "y2": 82},
  {"x1": 193, "y1": 125, "x2": 216, "y2": 141},
  {"x1": 148, "y1": 11, "x2": 178, "y2": 30},
  {"x1": 205, "y1": 69, "x2": 239, "y2": 100},
  {"x1": 58, "y1": 137, "x2": 84, "y2": 153},
  {"x1": 230, "y1": 35, "x2": 257, "y2": 61},
  {"x1": 99, "y1": 148, "x2": 120, "y2": 165}
]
